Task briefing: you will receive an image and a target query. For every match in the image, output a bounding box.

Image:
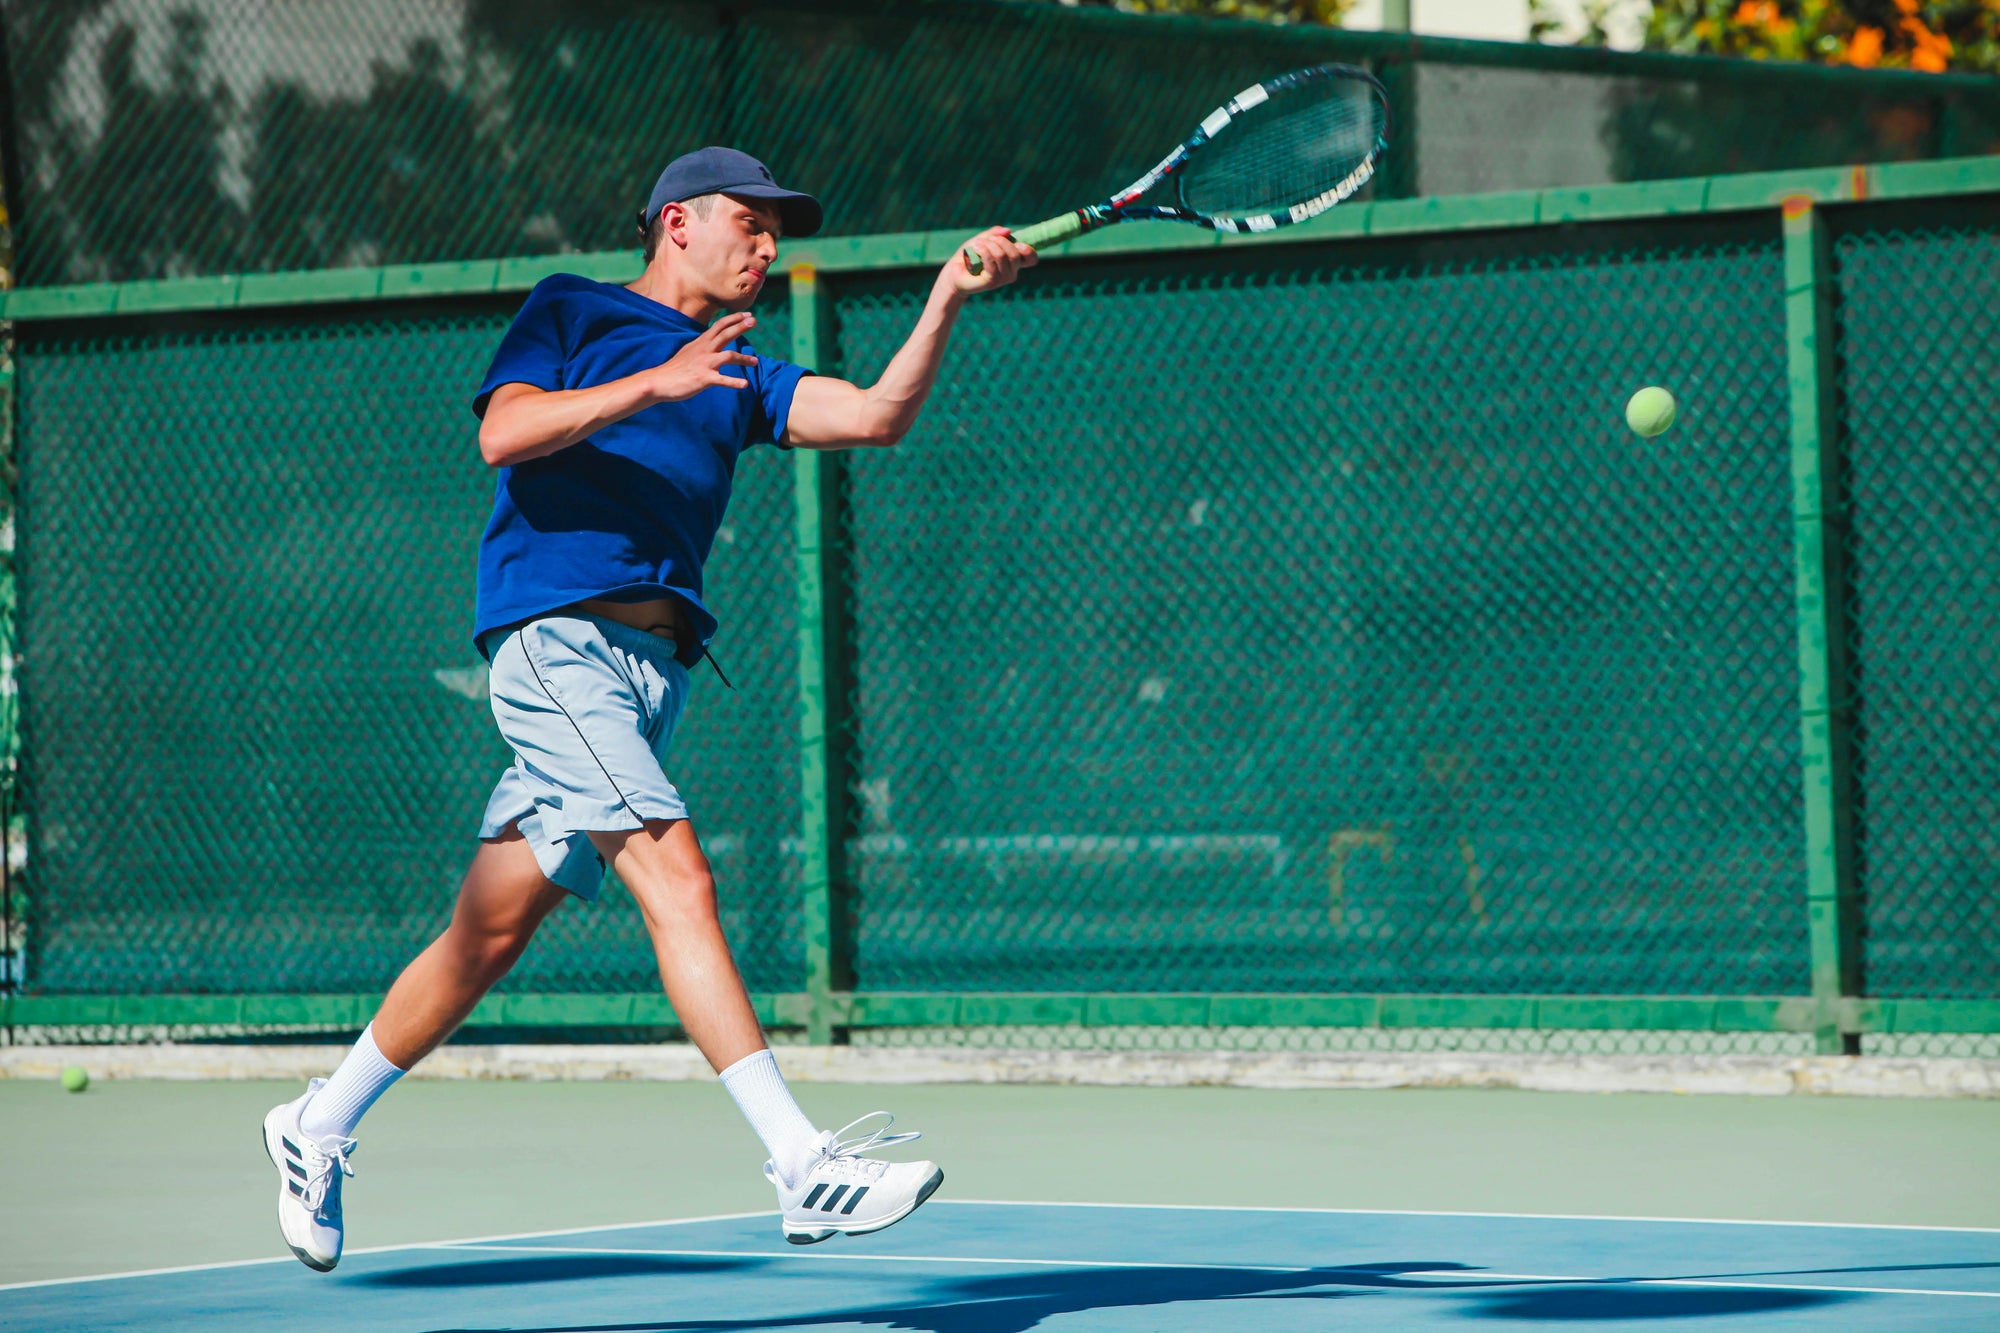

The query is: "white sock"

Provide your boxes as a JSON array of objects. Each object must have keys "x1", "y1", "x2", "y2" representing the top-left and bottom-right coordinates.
[
  {"x1": 719, "y1": 1048, "x2": 822, "y2": 1189},
  {"x1": 300, "y1": 1024, "x2": 405, "y2": 1141}
]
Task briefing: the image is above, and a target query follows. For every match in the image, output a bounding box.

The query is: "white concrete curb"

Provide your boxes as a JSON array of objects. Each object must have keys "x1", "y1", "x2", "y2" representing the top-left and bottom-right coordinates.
[{"x1": 4, "y1": 1044, "x2": 1998, "y2": 1098}]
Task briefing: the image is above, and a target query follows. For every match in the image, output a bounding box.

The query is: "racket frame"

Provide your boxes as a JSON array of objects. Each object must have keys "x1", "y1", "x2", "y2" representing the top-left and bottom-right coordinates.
[{"x1": 965, "y1": 62, "x2": 1390, "y2": 274}]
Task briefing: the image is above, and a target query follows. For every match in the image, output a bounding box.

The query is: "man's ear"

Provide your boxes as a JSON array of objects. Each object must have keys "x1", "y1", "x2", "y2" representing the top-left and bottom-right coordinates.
[{"x1": 660, "y1": 201, "x2": 692, "y2": 251}]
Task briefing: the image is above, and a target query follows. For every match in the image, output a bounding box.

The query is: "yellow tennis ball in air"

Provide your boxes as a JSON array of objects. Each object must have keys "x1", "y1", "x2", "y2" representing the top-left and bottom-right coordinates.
[
  {"x1": 61, "y1": 1065, "x2": 89, "y2": 1093},
  {"x1": 1625, "y1": 386, "x2": 1677, "y2": 438}
]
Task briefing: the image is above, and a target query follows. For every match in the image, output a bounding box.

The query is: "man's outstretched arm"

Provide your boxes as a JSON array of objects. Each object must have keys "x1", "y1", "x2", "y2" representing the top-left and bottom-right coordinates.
[
  {"x1": 782, "y1": 227, "x2": 1036, "y2": 451},
  {"x1": 479, "y1": 311, "x2": 762, "y2": 468}
]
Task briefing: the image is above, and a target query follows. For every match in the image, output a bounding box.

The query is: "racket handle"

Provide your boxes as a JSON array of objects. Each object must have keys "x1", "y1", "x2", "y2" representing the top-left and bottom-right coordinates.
[{"x1": 962, "y1": 211, "x2": 1091, "y2": 276}]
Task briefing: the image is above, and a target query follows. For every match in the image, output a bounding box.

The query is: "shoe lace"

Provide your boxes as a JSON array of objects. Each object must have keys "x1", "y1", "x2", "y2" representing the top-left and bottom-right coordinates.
[
  {"x1": 816, "y1": 1112, "x2": 921, "y2": 1180},
  {"x1": 301, "y1": 1138, "x2": 357, "y2": 1218}
]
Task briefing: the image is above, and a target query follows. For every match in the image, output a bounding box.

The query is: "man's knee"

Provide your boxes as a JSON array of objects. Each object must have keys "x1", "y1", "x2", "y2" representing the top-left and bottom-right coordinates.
[
  {"x1": 610, "y1": 830, "x2": 719, "y2": 924},
  {"x1": 597, "y1": 821, "x2": 710, "y2": 888},
  {"x1": 632, "y1": 865, "x2": 718, "y2": 926}
]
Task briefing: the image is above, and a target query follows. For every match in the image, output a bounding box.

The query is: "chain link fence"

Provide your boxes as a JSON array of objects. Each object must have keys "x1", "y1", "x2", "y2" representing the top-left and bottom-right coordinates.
[
  {"x1": 2, "y1": 173, "x2": 1996, "y2": 1049},
  {"x1": 6, "y1": 0, "x2": 2000, "y2": 286},
  {"x1": 1833, "y1": 196, "x2": 2000, "y2": 1002},
  {"x1": 14, "y1": 287, "x2": 802, "y2": 996},
  {"x1": 833, "y1": 221, "x2": 1805, "y2": 996}
]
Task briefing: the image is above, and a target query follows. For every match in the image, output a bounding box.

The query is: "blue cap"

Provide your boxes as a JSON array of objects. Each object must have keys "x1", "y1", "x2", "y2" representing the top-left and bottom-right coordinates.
[{"x1": 639, "y1": 147, "x2": 823, "y2": 239}]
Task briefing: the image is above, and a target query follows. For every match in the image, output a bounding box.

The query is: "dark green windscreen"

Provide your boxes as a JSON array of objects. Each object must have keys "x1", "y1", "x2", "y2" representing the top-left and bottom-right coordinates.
[
  {"x1": 831, "y1": 219, "x2": 1807, "y2": 995},
  {"x1": 9, "y1": 200, "x2": 1999, "y2": 1009},
  {"x1": 15, "y1": 285, "x2": 802, "y2": 995},
  {"x1": 1833, "y1": 199, "x2": 2000, "y2": 1000}
]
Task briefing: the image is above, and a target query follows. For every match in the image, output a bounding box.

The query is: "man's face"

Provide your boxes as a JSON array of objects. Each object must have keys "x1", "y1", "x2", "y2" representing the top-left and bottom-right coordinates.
[{"x1": 680, "y1": 194, "x2": 782, "y2": 311}]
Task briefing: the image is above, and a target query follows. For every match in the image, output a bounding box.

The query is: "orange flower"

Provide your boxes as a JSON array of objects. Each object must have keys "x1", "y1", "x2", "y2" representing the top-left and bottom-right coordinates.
[
  {"x1": 1901, "y1": 15, "x2": 1954, "y2": 71},
  {"x1": 1846, "y1": 25, "x2": 1884, "y2": 66},
  {"x1": 1733, "y1": 0, "x2": 1779, "y2": 24}
]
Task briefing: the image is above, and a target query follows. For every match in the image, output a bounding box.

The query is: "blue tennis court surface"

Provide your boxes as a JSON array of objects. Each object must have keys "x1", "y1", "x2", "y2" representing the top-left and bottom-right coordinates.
[{"x1": 5, "y1": 1201, "x2": 1997, "y2": 1331}]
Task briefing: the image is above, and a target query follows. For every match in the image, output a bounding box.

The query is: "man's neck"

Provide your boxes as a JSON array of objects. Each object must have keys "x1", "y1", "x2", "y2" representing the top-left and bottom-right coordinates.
[{"x1": 626, "y1": 263, "x2": 720, "y2": 324}]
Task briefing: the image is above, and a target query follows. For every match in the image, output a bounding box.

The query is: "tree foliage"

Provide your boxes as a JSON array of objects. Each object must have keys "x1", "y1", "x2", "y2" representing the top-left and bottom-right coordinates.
[{"x1": 1543, "y1": 1, "x2": 2000, "y2": 73}]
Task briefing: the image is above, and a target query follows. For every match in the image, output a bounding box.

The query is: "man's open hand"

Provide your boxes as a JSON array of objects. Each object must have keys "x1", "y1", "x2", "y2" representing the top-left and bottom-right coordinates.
[{"x1": 647, "y1": 311, "x2": 760, "y2": 401}]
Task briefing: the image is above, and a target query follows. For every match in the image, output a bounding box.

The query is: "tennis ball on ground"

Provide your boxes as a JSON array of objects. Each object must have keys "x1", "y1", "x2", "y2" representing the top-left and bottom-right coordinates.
[
  {"x1": 61, "y1": 1065, "x2": 89, "y2": 1093},
  {"x1": 1625, "y1": 386, "x2": 1677, "y2": 438}
]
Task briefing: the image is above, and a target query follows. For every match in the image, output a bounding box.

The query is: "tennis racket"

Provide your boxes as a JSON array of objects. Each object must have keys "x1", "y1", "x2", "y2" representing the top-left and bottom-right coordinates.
[{"x1": 964, "y1": 63, "x2": 1390, "y2": 275}]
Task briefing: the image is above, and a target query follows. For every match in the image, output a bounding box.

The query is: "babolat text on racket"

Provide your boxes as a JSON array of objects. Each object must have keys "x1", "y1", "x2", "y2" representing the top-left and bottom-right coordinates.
[{"x1": 963, "y1": 62, "x2": 1390, "y2": 274}]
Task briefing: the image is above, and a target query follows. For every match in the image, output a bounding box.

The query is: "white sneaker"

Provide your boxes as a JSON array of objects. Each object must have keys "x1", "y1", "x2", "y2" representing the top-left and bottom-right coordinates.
[
  {"x1": 261, "y1": 1078, "x2": 358, "y2": 1271},
  {"x1": 769, "y1": 1112, "x2": 943, "y2": 1245}
]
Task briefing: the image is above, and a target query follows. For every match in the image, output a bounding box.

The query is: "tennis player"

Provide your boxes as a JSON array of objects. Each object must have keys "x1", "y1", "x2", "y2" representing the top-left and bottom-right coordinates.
[{"x1": 260, "y1": 146, "x2": 1035, "y2": 1271}]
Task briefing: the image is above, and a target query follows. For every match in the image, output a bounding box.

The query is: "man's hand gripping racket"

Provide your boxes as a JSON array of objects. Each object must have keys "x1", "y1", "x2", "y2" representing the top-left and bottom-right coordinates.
[
  {"x1": 964, "y1": 62, "x2": 1390, "y2": 275},
  {"x1": 952, "y1": 227, "x2": 1038, "y2": 293}
]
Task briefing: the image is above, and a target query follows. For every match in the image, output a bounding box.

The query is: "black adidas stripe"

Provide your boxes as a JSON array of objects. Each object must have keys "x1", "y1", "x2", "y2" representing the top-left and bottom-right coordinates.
[{"x1": 801, "y1": 1181, "x2": 871, "y2": 1216}]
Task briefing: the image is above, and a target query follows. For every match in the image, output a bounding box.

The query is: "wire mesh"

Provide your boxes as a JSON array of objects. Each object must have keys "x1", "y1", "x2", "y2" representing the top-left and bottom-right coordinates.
[
  {"x1": 1863, "y1": 1033, "x2": 2000, "y2": 1060},
  {"x1": 848, "y1": 1026, "x2": 1820, "y2": 1056},
  {"x1": 13, "y1": 282, "x2": 802, "y2": 995},
  {"x1": 1408, "y1": 62, "x2": 1973, "y2": 198},
  {"x1": 831, "y1": 218, "x2": 1805, "y2": 996},
  {"x1": 5, "y1": 192, "x2": 1998, "y2": 1043},
  {"x1": 8, "y1": 0, "x2": 1999, "y2": 285},
  {"x1": 1833, "y1": 197, "x2": 2000, "y2": 1002}
]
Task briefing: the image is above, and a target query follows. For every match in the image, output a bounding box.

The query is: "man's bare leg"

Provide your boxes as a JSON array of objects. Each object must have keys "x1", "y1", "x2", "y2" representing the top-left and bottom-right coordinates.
[
  {"x1": 295, "y1": 828, "x2": 567, "y2": 1142},
  {"x1": 591, "y1": 817, "x2": 828, "y2": 1188},
  {"x1": 264, "y1": 828, "x2": 571, "y2": 1270},
  {"x1": 372, "y1": 828, "x2": 571, "y2": 1068},
  {"x1": 596, "y1": 815, "x2": 944, "y2": 1239},
  {"x1": 589, "y1": 817, "x2": 764, "y2": 1070}
]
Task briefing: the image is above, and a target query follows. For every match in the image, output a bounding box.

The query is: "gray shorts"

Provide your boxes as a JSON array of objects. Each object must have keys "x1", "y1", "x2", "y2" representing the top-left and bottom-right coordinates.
[{"x1": 478, "y1": 613, "x2": 692, "y2": 899}]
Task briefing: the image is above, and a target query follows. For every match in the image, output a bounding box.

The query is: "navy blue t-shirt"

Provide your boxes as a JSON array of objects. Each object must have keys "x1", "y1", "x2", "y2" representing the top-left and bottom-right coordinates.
[{"x1": 470, "y1": 274, "x2": 809, "y2": 654}]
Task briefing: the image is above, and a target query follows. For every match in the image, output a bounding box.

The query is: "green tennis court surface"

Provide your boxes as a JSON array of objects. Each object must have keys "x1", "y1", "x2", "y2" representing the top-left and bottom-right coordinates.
[
  {"x1": 7, "y1": 1202, "x2": 1999, "y2": 1331},
  {"x1": 5, "y1": 1079, "x2": 1998, "y2": 1329}
]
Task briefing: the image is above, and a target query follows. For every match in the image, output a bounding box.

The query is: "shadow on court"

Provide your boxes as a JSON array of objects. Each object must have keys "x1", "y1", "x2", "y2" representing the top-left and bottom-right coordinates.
[
  {"x1": 412, "y1": 1258, "x2": 1856, "y2": 1332},
  {"x1": 361, "y1": 1254, "x2": 757, "y2": 1287},
  {"x1": 1464, "y1": 1287, "x2": 1841, "y2": 1321}
]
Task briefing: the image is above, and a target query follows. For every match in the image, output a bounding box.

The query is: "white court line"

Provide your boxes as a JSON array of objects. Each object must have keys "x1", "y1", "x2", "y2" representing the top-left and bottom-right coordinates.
[
  {"x1": 941, "y1": 1198, "x2": 2000, "y2": 1235},
  {"x1": 0, "y1": 1255, "x2": 301, "y2": 1296},
  {"x1": 434, "y1": 1243, "x2": 2000, "y2": 1301},
  {"x1": 436, "y1": 1242, "x2": 1299, "y2": 1272},
  {"x1": 0, "y1": 1210, "x2": 774, "y2": 1293}
]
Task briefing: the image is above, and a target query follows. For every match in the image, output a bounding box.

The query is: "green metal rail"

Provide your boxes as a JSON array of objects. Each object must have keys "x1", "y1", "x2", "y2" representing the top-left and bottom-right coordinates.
[
  {"x1": 4, "y1": 153, "x2": 1999, "y2": 1044},
  {"x1": 6, "y1": 157, "x2": 1997, "y2": 324},
  {"x1": 4, "y1": 991, "x2": 1997, "y2": 1036}
]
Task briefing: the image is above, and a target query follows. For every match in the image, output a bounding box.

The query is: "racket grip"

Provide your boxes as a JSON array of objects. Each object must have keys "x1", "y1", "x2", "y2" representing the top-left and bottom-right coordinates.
[{"x1": 961, "y1": 211, "x2": 1090, "y2": 276}]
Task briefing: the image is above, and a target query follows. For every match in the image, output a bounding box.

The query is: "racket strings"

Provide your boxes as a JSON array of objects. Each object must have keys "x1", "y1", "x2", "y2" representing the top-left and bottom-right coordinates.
[{"x1": 1178, "y1": 83, "x2": 1386, "y2": 219}]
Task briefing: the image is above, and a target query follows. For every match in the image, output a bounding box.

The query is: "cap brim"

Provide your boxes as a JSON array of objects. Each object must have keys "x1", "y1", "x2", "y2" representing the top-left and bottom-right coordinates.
[{"x1": 717, "y1": 183, "x2": 823, "y2": 239}]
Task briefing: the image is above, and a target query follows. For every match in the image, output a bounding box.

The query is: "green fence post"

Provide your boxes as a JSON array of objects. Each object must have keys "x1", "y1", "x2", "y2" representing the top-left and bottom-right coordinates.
[
  {"x1": 789, "y1": 267, "x2": 855, "y2": 1045},
  {"x1": 1782, "y1": 198, "x2": 1862, "y2": 1056},
  {"x1": 0, "y1": 325, "x2": 15, "y2": 1013},
  {"x1": 0, "y1": 111, "x2": 19, "y2": 1018},
  {"x1": 1374, "y1": 52, "x2": 1419, "y2": 200},
  {"x1": 1932, "y1": 92, "x2": 1962, "y2": 160}
]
